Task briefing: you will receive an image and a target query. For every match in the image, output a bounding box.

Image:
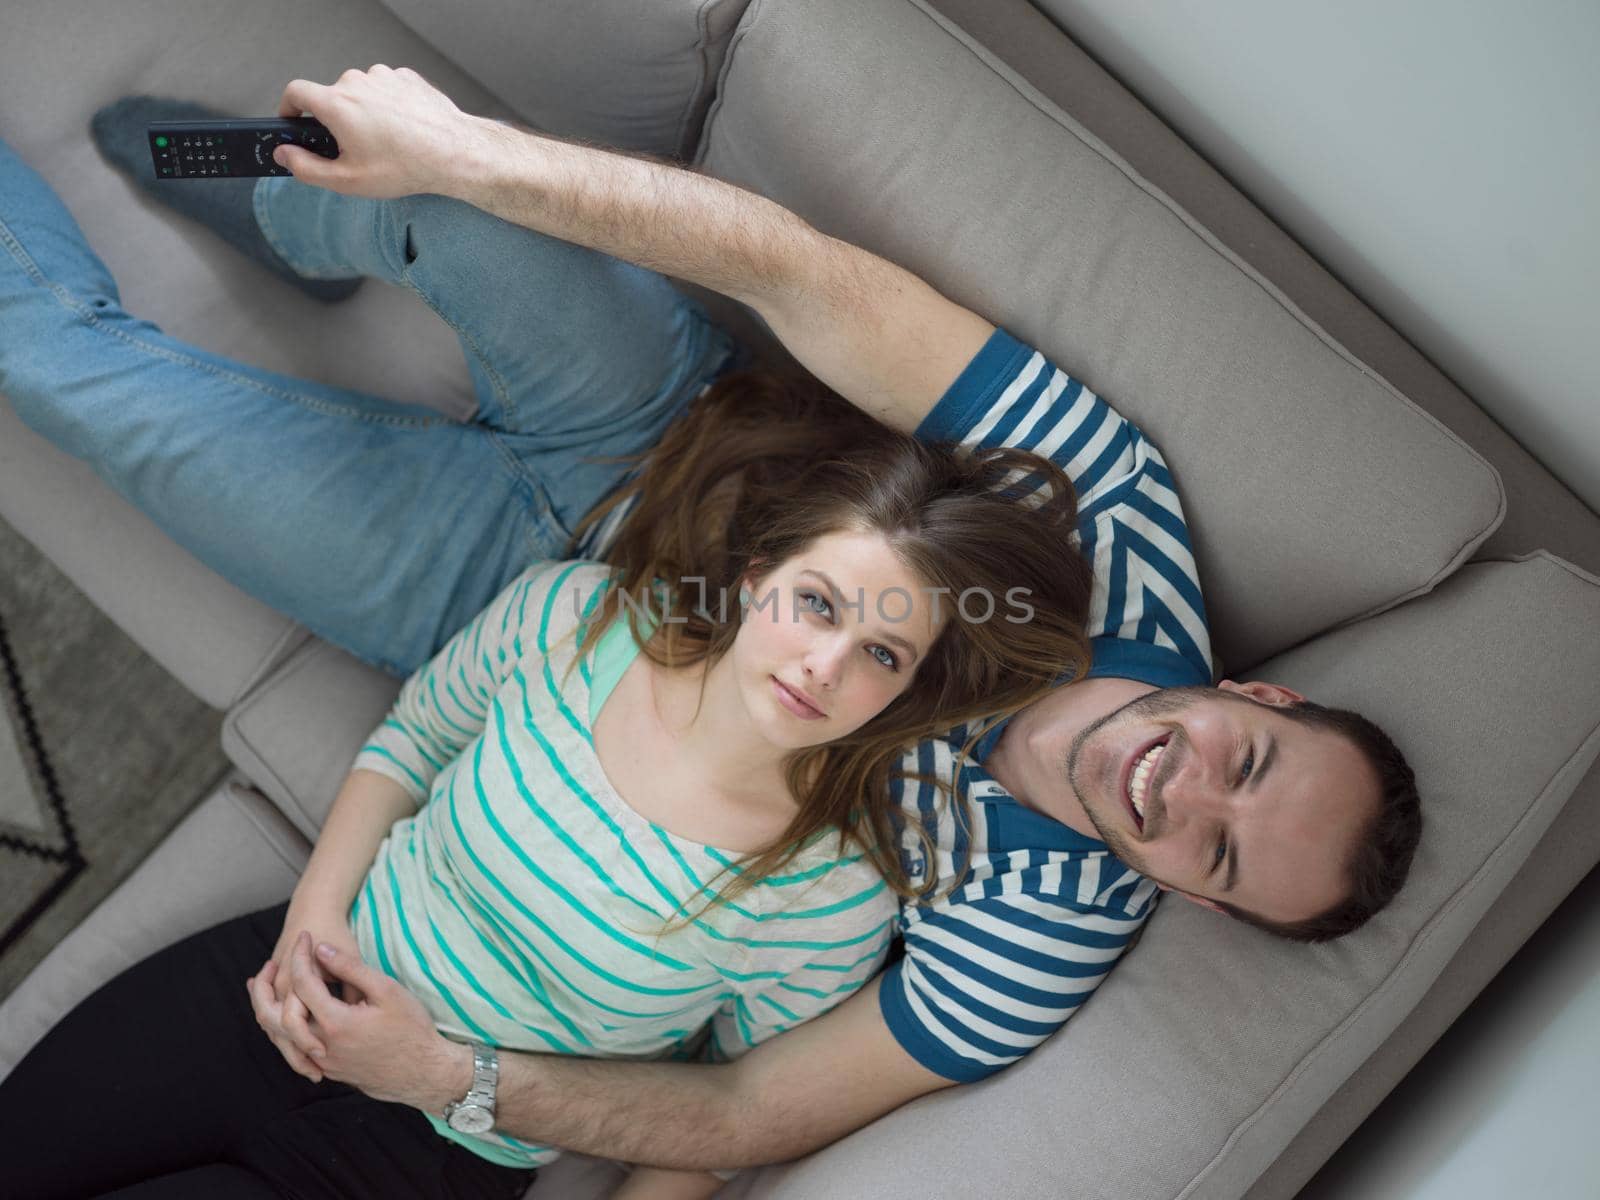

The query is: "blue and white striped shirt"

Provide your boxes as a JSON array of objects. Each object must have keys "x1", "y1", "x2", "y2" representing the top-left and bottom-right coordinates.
[{"x1": 878, "y1": 328, "x2": 1213, "y2": 1081}]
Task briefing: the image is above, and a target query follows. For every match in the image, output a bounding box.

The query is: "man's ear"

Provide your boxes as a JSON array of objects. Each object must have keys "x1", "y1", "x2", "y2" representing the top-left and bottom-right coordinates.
[
  {"x1": 1218, "y1": 678, "x2": 1306, "y2": 707},
  {"x1": 1157, "y1": 881, "x2": 1226, "y2": 915}
]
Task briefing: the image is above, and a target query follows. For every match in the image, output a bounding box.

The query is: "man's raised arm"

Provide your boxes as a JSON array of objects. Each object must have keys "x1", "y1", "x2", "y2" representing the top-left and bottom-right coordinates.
[{"x1": 273, "y1": 66, "x2": 994, "y2": 434}]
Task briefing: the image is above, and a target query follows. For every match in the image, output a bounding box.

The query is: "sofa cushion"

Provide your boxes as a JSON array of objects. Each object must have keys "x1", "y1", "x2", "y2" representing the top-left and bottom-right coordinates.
[
  {"x1": 0, "y1": 780, "x2": 309, "y2": 1077},
  {"x1": 720, "y1": 552, "x2": 1600, "y2": 1200},
  {"x1": 375, "y1": 0, "x2": 755, "y2": 159},
  {"x1": 698, "y1": 0, "x2": 1506, "y2": 674},
  {"x1": 222, "y1": 637, "x2": 402, "y2": 842},
  {"x1": 929, "y1": 0, "x2": 1600, "y2": 583}
]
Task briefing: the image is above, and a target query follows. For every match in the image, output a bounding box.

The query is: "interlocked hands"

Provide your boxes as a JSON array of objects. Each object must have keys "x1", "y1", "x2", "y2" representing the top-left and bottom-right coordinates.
[{"x1": 247, "y1": 927, "x2": 469, "y2": 1110}]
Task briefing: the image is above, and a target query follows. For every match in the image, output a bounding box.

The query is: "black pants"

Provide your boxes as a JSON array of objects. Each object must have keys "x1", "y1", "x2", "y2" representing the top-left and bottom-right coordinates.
[{"x1": 0, "y1": 903, "x2": 538, "y2": 1200}]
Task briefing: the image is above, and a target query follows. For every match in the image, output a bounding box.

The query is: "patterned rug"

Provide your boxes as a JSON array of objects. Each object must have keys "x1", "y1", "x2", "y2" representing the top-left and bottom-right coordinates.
[{"x1": 0, "y1": 515, "x2": 233, "y2": 1001}]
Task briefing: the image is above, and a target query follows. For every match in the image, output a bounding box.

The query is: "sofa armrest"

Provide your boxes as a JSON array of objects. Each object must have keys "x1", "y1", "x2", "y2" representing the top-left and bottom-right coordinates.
[{"x1": 0, "y1": 780, "x2": 310, "y2": 1077}]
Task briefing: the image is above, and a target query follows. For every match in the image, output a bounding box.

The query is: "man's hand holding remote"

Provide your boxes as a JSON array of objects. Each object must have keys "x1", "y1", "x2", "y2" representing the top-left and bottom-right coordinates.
[{"x1": 273, "y1": 65, "x2": 493, "y2": 199}]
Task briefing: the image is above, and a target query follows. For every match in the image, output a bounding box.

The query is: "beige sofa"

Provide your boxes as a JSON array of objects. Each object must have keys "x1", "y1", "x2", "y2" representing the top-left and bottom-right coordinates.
[{"x1": 3, "y1": 1, "x2": 1599, "y2": 1197}]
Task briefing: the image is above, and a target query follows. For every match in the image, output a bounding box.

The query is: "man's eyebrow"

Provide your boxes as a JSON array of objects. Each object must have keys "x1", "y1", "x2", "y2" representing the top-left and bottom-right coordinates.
[
  {"x1": 1226, "y1": 731, "x2": 1276, "y2": 894},
  {"x1": 803, "y1": 569, "x2": 920, "y2": 663}
]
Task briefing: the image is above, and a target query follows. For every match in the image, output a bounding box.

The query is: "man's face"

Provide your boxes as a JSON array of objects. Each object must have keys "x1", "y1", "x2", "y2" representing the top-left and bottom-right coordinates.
[{"x1": 1065, "y1": 684, "x2": 1380, "y2": 925}]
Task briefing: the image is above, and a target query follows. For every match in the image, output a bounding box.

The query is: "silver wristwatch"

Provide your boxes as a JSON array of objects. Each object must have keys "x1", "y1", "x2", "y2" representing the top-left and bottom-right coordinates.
[{"x1": 443, "y1": 1041, "x2": 499, "y2": 1134}]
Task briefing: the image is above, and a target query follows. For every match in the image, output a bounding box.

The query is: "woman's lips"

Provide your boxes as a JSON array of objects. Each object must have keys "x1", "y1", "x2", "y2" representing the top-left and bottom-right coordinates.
[{"x1": 771, "y1": 676, "x2": 826, "y2": 720}]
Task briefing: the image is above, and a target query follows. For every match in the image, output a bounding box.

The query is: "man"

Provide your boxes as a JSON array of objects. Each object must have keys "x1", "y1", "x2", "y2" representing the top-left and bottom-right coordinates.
[{"x1": 1, "y1": 65, "x2": 1420, "y2": 1181}]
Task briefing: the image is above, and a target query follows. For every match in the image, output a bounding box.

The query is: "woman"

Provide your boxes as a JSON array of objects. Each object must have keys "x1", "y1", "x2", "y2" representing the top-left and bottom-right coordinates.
[{"x1": 1, "y1": 373, "x2": 1093, "y2": 1199}]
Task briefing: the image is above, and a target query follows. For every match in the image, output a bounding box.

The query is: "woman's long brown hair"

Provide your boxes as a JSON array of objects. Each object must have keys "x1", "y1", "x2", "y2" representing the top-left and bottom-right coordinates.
[{"x1": 571, "y1": 371, "x2": 1093, "y2": 910}]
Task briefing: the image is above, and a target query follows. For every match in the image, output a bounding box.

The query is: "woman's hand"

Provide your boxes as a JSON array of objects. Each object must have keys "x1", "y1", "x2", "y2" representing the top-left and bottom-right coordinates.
[
  {"x1": 246, "y1": 896, "x2": 364, "y2": 1082},
  {"x1": 273, "y1": 64, "x2": 499, "y2": 200},
  {"x1": 270, "y1": 893, "x2": 367, "y2": 1006},
  {"x1": 275, "y1": 933, "x2": 471, "y2": 1110}
]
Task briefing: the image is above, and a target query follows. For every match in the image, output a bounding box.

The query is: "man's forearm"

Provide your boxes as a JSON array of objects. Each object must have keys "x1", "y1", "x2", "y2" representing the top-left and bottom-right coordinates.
[
  {"x1": 445, "y1": 117, "x2": 819, "y2": 316},
  {"x1": 392, "y1": 975, "x2": 945, "y2": 1171},
  {"x1": 450, "y1": 1051, "x2": 823, "y2": 1171},
  {"x1": 492, "y1": 1053, "x2": 767, "y2": 1170}
]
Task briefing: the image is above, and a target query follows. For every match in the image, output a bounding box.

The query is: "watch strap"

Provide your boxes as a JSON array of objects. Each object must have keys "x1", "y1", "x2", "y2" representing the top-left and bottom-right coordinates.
[
  {"x1": 444, "y1": 1041, "x2": 499, "y2": 1124},
  {"x1": 467, "y1": 1041, "x2": 499, "y2": 1105}
]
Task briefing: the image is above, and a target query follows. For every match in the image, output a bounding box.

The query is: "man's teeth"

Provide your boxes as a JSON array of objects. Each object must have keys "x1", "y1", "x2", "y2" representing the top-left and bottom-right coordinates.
[{"x1": 1129, "y1": 742, "x2": 1164, "y2": 819}]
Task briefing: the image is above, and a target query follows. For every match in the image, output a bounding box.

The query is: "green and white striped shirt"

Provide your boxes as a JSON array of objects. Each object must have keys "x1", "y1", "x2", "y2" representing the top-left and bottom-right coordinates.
[{"x1": 351, "y1": 560, "x2": 896, "y2": 1167}]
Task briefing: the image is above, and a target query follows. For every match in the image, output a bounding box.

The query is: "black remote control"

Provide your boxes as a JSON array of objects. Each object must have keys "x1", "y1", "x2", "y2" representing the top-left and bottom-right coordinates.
[{"x1": 147, "y1": 118, "x2": 339, "y2": 179}]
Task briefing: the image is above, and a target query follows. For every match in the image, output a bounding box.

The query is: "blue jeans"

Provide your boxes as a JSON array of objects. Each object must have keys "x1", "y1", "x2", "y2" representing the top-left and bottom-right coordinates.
[{"x1": 0, "y1": 138, "x2": 735, "y2": 675}]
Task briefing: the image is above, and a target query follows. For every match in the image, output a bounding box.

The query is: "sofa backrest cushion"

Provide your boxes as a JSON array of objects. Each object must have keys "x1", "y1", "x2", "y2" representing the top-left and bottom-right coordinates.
[
  {"x1": 375, "y1": 0, "x2": 754, "y2": 159},
  {"x1": 697, "y1": 0, "x2": 1505, "y2": 674},
  {"x1": 729, "y1": 552, "x2": 1600, "y2": 1199}
]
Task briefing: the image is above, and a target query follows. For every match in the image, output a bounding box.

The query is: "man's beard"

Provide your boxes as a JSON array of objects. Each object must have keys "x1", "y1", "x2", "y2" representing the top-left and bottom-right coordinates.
[{"x1": 1065, "y1": 685, "x2": 1216, "y2": 869}]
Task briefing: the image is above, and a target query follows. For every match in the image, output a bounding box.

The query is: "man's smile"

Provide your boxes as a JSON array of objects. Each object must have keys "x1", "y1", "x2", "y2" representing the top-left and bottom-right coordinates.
[{"x1": 1120, "y1": 733, "x2": 1170, "y2": 833}]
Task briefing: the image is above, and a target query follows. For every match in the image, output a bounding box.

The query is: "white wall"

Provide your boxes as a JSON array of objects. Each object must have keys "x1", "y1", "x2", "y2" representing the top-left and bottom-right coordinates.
[{"x1": 1032, "y1": 0, "x2": 1600, "y2": 512}]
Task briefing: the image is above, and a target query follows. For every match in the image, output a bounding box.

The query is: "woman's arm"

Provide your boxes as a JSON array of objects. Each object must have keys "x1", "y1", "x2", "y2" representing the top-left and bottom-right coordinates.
[
  {"x1": 248, "y1": 768, "x2": 418, "y2": 1079},
  {"x1": 350, "y1": 564, "x2": 552, "y2": 804},
  {"x1": 285, "y1": 767, "x2": 419, "y2": 921},
  {"x1": 260, "y1": 562, "x2": 572, "y2": 1078}
]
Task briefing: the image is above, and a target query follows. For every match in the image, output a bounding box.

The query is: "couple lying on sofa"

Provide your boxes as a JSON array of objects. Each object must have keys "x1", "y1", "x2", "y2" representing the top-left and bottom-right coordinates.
[{"x1": 0, "y1": 66, "x2": 1421, "y2": 1200}]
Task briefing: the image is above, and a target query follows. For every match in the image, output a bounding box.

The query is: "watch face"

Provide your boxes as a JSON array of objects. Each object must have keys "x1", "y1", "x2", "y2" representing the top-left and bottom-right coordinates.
[{"x1": 448, "y1": 1103, "x2": 495, "y2": 1135}]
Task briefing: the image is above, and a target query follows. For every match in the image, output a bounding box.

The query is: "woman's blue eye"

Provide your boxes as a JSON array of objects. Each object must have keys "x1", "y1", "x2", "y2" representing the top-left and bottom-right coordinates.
[
  {"x1": 1239, "y1": 749, "x2": 1255, "y2": 784},
  {"x1": 802, "y1": 591, "x2": 833, "y2": 618},
  {"x1": 869, "y1": 645, "x2": 899, "y2": 671}
]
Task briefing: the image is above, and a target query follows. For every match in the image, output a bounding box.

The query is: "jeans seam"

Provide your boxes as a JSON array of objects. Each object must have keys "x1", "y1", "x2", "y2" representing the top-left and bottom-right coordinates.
[
  {"x1": 5, "y1": 207, "x2": 443, "y2": 427},
  {"x1": 96, "y1": 310, "x2": 444, "y2": 427},
  {"x1": 399, "y1": 259, "x2": 519, "y2": 430},
  {"x1": 483, "y1": 427, "x2": 572, "y2": 549},
  {"x1": 253, "y1": 179, "x2": 357, "y2": 281},
  {"x1": 77, "y1": 295, "x2": 443, "y2": 428},
  {"x1": 392, "y1": 197, "x2": 519, "y2": 429},
  {"x1": 0, "y1": 210, "x2": 60, "y2": 290}
]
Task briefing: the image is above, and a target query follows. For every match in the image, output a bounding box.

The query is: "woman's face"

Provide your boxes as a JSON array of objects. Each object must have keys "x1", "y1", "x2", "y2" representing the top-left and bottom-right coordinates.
[{"x1": 729, "y1": 529, "x2": 947, "y2": 750}]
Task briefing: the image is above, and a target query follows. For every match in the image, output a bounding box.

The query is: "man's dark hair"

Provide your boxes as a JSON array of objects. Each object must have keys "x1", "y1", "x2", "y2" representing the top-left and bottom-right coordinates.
[{"x1": 1216, "y1": 699, "x2": 1421, "y2": 944}]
